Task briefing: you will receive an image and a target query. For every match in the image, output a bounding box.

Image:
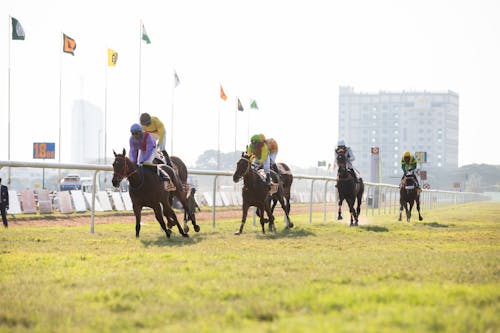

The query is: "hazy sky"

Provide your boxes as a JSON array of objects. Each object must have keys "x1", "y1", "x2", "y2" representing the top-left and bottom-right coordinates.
[{"x1": 1, "y1": 0, "x2": 500, "y2": 170}]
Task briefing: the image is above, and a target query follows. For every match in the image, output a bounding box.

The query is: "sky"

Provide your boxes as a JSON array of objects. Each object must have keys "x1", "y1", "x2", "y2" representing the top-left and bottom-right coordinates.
[{"x1": 1, "y1": 0, "x2": 500, "y2": 170}]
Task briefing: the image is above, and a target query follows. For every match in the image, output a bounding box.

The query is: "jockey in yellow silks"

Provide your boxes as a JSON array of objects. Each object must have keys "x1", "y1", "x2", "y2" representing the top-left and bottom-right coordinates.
[
  {"x1": 140, "y1": 113, "x2": 173, "y2": 168},
  {"x1": 247, "y1": 134, "x2": 272, "y2": 186},
  {"x1": 401, "y1": 151, "x2": 420, "y2": 190}
]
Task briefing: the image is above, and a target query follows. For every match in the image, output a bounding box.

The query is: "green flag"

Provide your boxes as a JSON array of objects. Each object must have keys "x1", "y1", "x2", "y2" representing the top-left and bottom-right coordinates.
[
  {"x1": 250, "y1": 99, "x2": 258, "y2": 110},
  {"x1": 11, "y1": 17, "x2": 25, "y2": 40},
  {"x1": 141, "y1": 23, "x2": 151, "y2": 44}
]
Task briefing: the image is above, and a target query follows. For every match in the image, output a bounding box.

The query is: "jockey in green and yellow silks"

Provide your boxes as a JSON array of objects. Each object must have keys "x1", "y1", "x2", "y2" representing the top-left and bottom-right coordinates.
[
  {"x1": 247, "y1": 134, "x2": 271, "y2": 185},
  {"x1": 401, "y1": 151, "x2": 420, "y2": 189}
]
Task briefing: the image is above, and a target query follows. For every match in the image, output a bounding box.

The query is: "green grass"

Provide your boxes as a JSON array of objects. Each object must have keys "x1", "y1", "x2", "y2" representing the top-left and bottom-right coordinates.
[{"x1": 0, "y1": 202, "x2": 499, "y2": 332}]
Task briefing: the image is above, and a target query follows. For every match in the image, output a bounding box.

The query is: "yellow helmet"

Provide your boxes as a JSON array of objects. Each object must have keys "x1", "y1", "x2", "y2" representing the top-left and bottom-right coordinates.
[{"x1": 403, "y1": 151, "x2": 411, "y2": 158}]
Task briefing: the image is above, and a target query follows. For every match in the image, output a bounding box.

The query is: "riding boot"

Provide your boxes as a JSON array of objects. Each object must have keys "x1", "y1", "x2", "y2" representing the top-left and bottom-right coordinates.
[
  {"x1": 162, "y1": 150, "x2": 173, "y2": 168},
  {"x1": 265, "y1": 173, "x2": 271, "y2": 186},
  {"x1": 271, "y1": 163, "x2": 281, "y2": 182}
]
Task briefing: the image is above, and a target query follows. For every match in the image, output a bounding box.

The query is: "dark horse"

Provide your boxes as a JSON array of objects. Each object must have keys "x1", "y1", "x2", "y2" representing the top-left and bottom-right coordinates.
[
  {"x1": 232, "y1": 152, "x2": 276, "y2": 235},
  {"x1": 111, "y1": 149, "x2": 188, "y2": 238},
  {"x1": 398, "y1": 172, "x2": 423, "y2": 222},
  {"x1": 269, "y1": 163, "x2": 293, "y2": 228},
  {"x1": 166, "y1": 156, "x2": 200, "y2": 234},
  {"x1": 336, "y1": 148, "x2": 364, "y2": 226}
]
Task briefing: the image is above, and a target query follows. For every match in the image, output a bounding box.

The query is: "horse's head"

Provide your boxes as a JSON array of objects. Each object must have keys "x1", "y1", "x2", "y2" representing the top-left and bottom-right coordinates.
[
  {"x1": 233, "y1": 152, "x2": 251, "y2": 183},
  {"x1": 336, "y1": 147, "x2": 347, "y2": 169},
  {"x1": 402, "y1": 174, "x2": 417, "y2": 191},
  {"x1": 112, "y1": 148, "x2": 136, "y2": 188}
]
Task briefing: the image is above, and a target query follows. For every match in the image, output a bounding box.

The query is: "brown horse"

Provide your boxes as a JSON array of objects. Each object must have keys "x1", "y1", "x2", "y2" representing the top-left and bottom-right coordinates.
[
  {"x1": 232, "y1": 152, "x2": 275, "y2": 235},
  {"x1": 398, "y1": 172, "x2": 423, "y2": 222},
  {"x1": 336, "y1": 147, "x2": 364, "y2": 226},
  {"x1": 268, "y1": 163, "x2": 293, "y2": 229},
  {"x1": 164, "y1": 156, "x2": 200, "y2": 234},
  {"x1": 111, "y1": 149, "x2": 188, "y2": 238}
]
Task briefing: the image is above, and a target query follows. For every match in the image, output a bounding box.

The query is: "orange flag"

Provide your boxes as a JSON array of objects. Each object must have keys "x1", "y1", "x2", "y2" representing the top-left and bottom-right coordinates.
[
  {"x1": 220, "y1": 84, "x2": 227, "y2": 101},
  {"x1": 63, "y1": 33, "x2": 76, "y2": 55}
]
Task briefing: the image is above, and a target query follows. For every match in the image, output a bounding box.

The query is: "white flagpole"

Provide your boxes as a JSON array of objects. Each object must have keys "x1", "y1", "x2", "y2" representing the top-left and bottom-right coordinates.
[
  {"x1": 217, "y1": 98, "x2": 221, "y2": 170},
  {"x1": 171, "y1": 70, "x2": 175, "y2": 154},
  {"x1": 234, "y1": 97, "x2": 238, "y2": 152},
  {"x1": 104, "y1": 51, "x2": 108, "y2": 167},
  {"x1": 7, "y1": 16, "x2": 12, "y2": 184},
  {"x1": 58, "y1": 32, "x2": 63, "y2": 182},
  {"x1": 138, "y1": 20, "x2": 142, "y2": 116}
]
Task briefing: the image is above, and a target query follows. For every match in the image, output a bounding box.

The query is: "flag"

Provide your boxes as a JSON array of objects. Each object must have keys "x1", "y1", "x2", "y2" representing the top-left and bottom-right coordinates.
[
  {"x1": 107, "y1": 48, "x2": 118, "y2": 66},
  {"x1": 318, "y1": 160, "x2": 327, "y2": 167},
  {"x1": 141, "y1": 23, "x2": 151, "y2": 44},
  {"x1": 250, "y1": 99, "x2": 259, "y2": 110},
  {"x1": 174, "y1": 71, "x2": 180, "y2": 87},
  {"x1": 11, "y1": 17, "x2": 25, "y2": 40},
  {"x1": 220, "y1": 84, "x2": 227, "y2": 101},
  {"x1": 63, "y1": 34, "x2": 76, "y2": 55},
  {"x1": 237, "y1": 98, "x2": 244, "y2": 112}
]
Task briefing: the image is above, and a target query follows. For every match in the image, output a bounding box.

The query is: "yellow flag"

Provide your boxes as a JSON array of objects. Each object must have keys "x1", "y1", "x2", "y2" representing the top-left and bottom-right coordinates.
[{"x1": 107, "y1": 48, "x2": 118, "y2": 66}]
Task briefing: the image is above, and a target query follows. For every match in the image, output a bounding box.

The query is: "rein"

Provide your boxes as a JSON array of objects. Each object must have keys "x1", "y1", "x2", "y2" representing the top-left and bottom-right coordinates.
[{"x1": 113, "y1": 155, "x2": 144, "y2": 191}]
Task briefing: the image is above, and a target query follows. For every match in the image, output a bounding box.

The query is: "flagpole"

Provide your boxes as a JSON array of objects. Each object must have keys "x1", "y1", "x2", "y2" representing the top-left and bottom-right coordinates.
[
  {"x1": 234, "y1": 97, "x2": 238, "y2": 152},
  {"x1": 7, "y1": 16, "x2": 12, "y2": 185},
  {"x1": 58, "y1": 32, "x2": 63, "y2": 182},
  {"x1": 104, "y1": 51, "x2": 108, "y2": 167},
  {"x1": 170, "y1": 69, "x2": 175, "y2": 154},
  {"x1": 217, "y1": 98, "x2": 221, "y2": 170},
  {"x1": 138, "y1": 20, "x2": 142, "y2": 116}
]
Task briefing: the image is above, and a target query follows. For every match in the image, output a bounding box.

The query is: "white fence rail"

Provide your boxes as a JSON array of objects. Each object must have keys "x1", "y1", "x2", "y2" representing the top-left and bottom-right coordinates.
[{"x1": 0, "y1": 160, "x2": 488, "y2": 233}]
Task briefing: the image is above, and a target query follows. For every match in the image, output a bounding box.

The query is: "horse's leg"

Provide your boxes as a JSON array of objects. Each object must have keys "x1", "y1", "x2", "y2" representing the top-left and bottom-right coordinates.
[
  {"x1": 278, "y1": 194, "x2": 291, "y2": 230},
  {"x1": 416, "y1": 195, "x2": 423, "y2": 221},
  {"x1": 235, "y1": 202, "x2": 249, "y2": 235},
  {"x1": 398, "y1": 194, "x2": 403, "y2": 221},
  {"x1": 133, "y1": 204, "x2": 142, "y2": 237},
  {"x1": 153, "y1": 204, "x2": 171, "y2": 238},
  {"x1": 338, "y1": 198, "x2": 343, "y2": 220},
  {"x1": 175, "y1": 189, "x2": 200, "y2": 233},
  {"x1": 264, "y1": 200, "x2": 275, "y2": 234},
  {"x1": 407, "y1": 200, "x2": 414, "y2": 222},
  {"x1": 349, "y1": 199, "x2": 356, "y2": 227},
  {"x1": 163, "y1": 202, "x2": 188, "y2": 237}
]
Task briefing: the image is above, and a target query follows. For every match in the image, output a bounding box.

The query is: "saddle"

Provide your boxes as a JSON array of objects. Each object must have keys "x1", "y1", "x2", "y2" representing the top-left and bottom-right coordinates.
[{"x1": 256, "y1": 169, "x2": 278, "y2": 195}]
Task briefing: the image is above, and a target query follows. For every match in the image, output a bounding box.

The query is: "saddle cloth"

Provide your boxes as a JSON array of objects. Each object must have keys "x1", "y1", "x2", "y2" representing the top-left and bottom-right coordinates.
[{"x1": 256, "y1": 169, "x2": 278, "y2": 195}]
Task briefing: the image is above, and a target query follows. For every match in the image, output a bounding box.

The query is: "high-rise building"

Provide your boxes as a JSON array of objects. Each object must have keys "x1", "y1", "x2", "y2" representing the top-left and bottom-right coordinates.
[
  {"x1": 338, "y1": 86, "x2": 458, "y2": 185},
  {"x1": 71, "y1": 100, "x2": 103, "y2": 163}
]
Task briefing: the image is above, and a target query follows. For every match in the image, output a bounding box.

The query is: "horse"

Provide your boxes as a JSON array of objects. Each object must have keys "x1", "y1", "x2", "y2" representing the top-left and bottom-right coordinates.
[
  {"x1": 232, "y1": 152, "x2": 275, "y2": 235},
  {"x1": 111, "y1": 149, "x2": 188, "y2": 238},
  {"x1": 398, "y1": 172, "x2": 423, "y2": 222},
  {"x1": 165, "y1": 156, "x2": 200, "y2": 234},
  {"x1": 336, "y1": 148, "x2": 364, "y2": 226},
  {"x1": 268, "y1": 163, "x2": 293, "y2": 228}
]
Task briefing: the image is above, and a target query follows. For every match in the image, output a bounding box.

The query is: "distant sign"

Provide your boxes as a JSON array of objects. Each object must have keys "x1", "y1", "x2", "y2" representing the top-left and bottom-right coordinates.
[
  {"x1": 415, "y1": 151, "x2": 427, "y2": 163},
  {"x1": 453, "y1": 182, "x2": 461, "y2": 189},
  {"x1": 371, "y1": 147, "x2": 380, "y2": 155},
  {"x1": 423, "y1": 183, "x2": 431, "y2": 189},
  {"x1": 33, "y1": 142, "x2": 56, "y2": 159},
  {"x1": 420, "y1": 170, "x2": 427, "y2": 180}
]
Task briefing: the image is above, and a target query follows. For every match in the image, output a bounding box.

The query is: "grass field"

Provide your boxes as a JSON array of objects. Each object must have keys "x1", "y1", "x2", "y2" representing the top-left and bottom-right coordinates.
[{"x1": 0, "y1": 202, "x2": 499, "y2": 332}]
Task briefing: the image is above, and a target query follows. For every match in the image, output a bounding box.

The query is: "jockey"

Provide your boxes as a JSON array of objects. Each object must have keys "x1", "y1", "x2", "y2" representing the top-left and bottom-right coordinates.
[
  {"x1": 401, "y1": 151, "x2": 420, "y2": 189},
  {"x1": 335, "y1": 138, "x2": 360, "y2": 182},
  {"x1": 247, "y1": 134, "x2": 272, "y2": 186},
  {"x1": 265, "y1": 137, "x2": 280, "y2": 176},
  {"x1": 129, "y1": 123, "x2": 169, "y2": 181},
  {"x1": 139, "y1": 113, "x2": 173, "y2": 168}
]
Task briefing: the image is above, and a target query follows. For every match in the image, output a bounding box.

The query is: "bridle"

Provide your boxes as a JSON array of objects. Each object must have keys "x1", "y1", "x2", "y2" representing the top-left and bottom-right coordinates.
[{"x1": 113, "y1": 155, "x2": 138, "y2": 183}]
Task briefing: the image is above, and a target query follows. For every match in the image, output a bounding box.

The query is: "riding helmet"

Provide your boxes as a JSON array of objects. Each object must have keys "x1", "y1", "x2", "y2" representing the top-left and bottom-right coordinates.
[
  {"x1": 140, "y1": 113, "x2": 152, "y2": 126},
  {"x1": 130, "y1": 123, "x2": 142, "y2": 133}
]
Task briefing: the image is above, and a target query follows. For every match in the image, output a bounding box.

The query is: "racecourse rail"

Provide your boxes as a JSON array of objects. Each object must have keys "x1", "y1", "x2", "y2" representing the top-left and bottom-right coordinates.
[{"x1": 0, "y1": 160, "x2": 488, "y2": 233}]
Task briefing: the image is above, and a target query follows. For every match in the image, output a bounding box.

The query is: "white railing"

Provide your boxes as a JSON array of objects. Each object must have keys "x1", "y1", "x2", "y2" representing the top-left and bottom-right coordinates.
[{"x1": 0, "y1": 160, "x2": 487, "y2": 233}]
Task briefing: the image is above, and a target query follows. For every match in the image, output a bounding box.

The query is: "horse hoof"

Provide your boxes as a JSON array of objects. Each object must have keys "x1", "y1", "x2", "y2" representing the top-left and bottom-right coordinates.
[
  {"x1": 337, "y1": 216, "x2": 343, "y2": 220},
  {"x1": 419, "y1": 217, "x2": 423, "y2": 221},
  {"x1": 234, "y1": 231, "x2": 241, "y2": 235},
  {"x1": 166, "y1": 230, "x2": 172, "y2": 238},
  {"x1": 289, "y1": 222, "x2": 294, "y2": 228},
  {"x1": 182, "y1": 233, "x2": 189, "y2": 238},
  {"x1": 183, "y1": 226, "x2": 189, "y2": 234},
  {"x1": 194, "y1": 225, "x2": 201, "y2": 232}
]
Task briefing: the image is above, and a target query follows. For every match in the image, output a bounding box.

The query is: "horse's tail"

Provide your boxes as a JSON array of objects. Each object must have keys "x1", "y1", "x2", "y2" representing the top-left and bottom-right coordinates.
[
  {"x1": 171, "y1": 156, "x2": 188, "y2": 183},
  {"x1": 277, "y1": 162, "x2": 293, "y2": 198}
]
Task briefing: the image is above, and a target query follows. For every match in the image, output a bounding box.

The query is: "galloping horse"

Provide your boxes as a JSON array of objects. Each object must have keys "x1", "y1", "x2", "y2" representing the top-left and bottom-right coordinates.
[
  {"x1": 232, "y1": 152, "x2": 275, "y2": 235},
  {"x1": 111, "y1": 149, "x2": 188, "y2": 238},
  {"x1": 398, "y1": 172, "x2": 423, "y2": 222},
  {"x1": 268, "y1": 163, "x2": 293, "y2": 228},
  {"x1": 165, "y1": 156, "x2": 200, "y2": 234},
  {"x1": 336, "y1": 148, "x2": 364, "y2": 226}
]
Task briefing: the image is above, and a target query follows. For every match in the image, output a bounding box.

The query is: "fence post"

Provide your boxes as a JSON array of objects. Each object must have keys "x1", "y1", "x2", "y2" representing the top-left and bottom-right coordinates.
[
  {"x1": 90, "y1": 170, "x2": 100, "y2": 234},
  {"x1": 323, "y1": 180, "x2": 330, "y2": 222},
  {"x1": 212, "y1": 175, "x2": 218, "y2": 229},
  {"x1": 309, "y1": 179, "x2": 316, "y2": 224}
]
